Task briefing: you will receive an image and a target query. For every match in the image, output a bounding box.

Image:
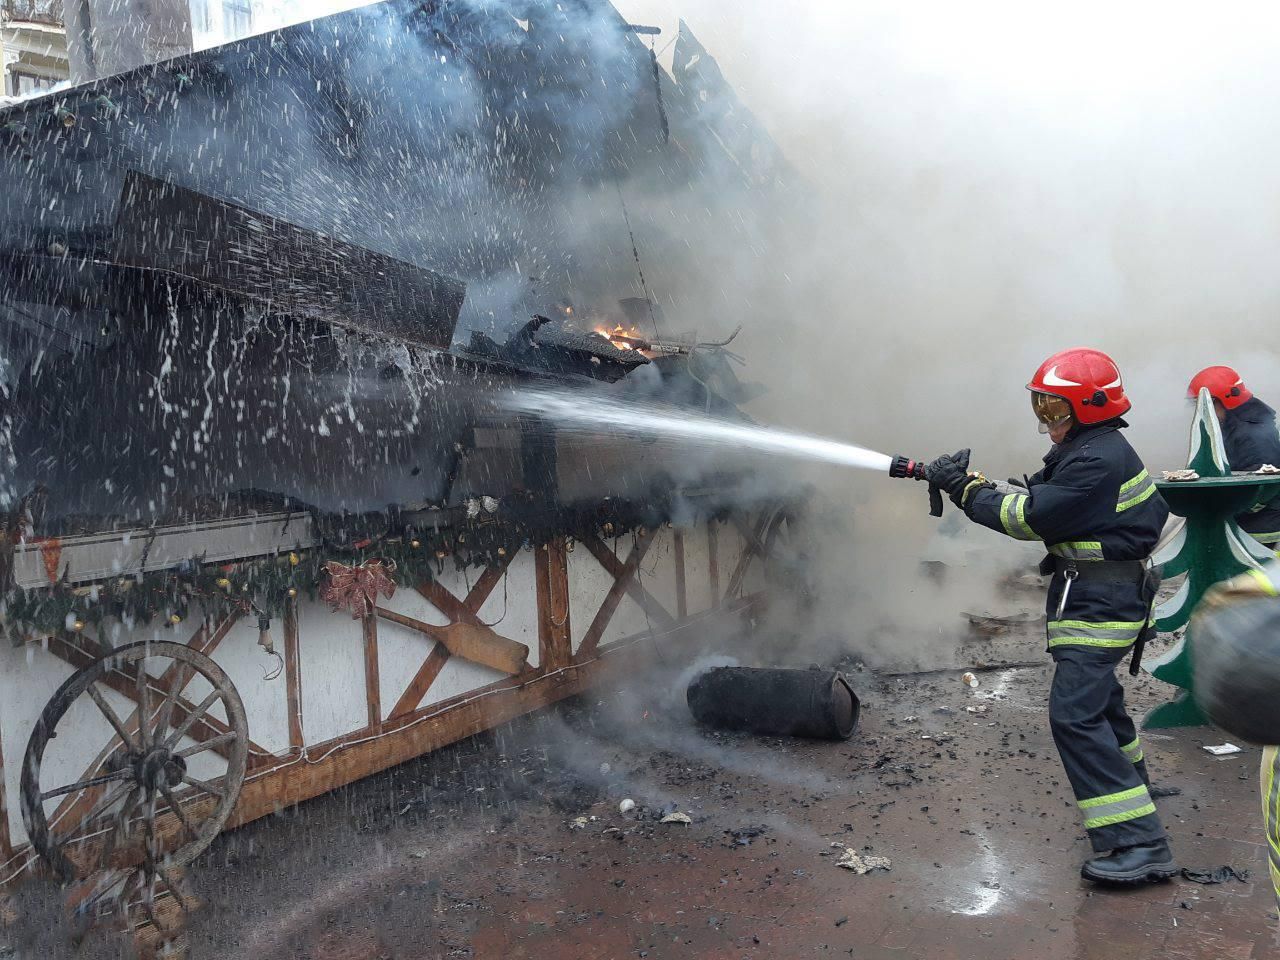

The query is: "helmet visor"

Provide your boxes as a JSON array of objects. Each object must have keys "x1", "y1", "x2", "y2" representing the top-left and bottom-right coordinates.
[{"x1": 1031, "y1": 391, "x2": 1073, "y2": 435}]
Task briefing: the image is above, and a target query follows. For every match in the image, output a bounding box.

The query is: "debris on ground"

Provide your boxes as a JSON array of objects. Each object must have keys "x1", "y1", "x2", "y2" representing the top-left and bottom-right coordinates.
[
  {"x1": 618, "y1": 799, "x2": 636, "y2": 814},
  {"x1": 660, "y1": 812, "x2": 692, "y2": 825},
  {"x1": 962, "y1": 672, "x2": 980, "y2": 688},
  {"x1": 1150, "y1": 784, "x2": 1183, "y2": 799},
  {"x1": 1181, "y1": 866, "x2": 1251, "y2": 885},
  {"x1": 966, "y1": 704, "x2": 988, "y2": 715},
  {"x1": 569, "y1": 816, "x2": 592, "y2": 830},
  {"x1": 726, "y1": 825, "x2": 768, "y2": 846},
  {"x1": 1203, "y1": 743, "x2": 1242, "y2": 756},
  {"x1": 831, "y1": 844, "x2": 891, "y2": 874}
]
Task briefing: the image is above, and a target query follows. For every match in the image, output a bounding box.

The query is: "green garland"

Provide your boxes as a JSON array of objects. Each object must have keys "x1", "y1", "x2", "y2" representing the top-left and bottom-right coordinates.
[{"x1": 1, "y1": 495, "x2": 694, "y2": 646}]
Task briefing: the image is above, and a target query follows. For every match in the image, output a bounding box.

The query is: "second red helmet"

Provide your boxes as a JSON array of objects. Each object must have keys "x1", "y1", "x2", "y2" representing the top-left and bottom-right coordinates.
[
  {"x1": 1027, "y1": 348, "x2": 1131, "y2": 425},
  {"x1": 1187, "y1": 366, "x2": 1251, "y2": 410}
]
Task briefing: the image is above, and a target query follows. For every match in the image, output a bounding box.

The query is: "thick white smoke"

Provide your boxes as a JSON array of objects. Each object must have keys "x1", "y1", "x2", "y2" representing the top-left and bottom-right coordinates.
[{"x1": 608, "y1": 0, "x2": 1280, "y2": 656}]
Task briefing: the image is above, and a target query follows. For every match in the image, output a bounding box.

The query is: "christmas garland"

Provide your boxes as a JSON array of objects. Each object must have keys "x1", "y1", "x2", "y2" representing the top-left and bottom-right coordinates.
[{"x1": 0, "y1": 494, "x2": 710, "y2": 646}]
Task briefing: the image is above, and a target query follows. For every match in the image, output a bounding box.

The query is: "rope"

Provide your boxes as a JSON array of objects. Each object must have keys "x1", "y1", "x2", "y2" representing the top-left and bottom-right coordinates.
[{"x1": 613, "y1": 183, "x2": 663, "y2": 343}]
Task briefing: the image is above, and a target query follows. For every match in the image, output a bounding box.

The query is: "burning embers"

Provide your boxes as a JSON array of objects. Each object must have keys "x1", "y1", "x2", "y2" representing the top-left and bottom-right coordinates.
[{"x1": 593, "y1": 323, "x2": 649, "y2": 352}]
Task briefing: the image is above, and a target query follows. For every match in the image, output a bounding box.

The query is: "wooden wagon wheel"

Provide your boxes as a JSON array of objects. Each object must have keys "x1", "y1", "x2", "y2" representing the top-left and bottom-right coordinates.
[{"x1": 20, "y1": 640, "x2": 248, "y2": 909}]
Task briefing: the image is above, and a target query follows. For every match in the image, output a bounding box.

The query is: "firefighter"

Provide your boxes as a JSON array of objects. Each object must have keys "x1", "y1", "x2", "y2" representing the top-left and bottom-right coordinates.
[
  {"x1": 924, "y1": 347, "x2": 1177, "y2": 884},
  {"x1": 1186, "y1": 366, "x2": 1280, "y2": 551},
  {"x1": 1189, "y1": 559, "x2": 1280, "y2": 910}
]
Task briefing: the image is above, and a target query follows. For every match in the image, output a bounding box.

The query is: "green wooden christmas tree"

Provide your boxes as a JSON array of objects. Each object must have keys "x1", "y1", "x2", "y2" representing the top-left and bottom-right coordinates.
[{"x1": 1144, "y1": 388, "x2": 1280, "y2": 727}]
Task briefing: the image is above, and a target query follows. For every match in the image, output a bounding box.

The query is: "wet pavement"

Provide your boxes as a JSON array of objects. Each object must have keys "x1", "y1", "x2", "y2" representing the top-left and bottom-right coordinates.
[{"x1": 4, "y1": 620, "x2": 1277, "y2": 960}]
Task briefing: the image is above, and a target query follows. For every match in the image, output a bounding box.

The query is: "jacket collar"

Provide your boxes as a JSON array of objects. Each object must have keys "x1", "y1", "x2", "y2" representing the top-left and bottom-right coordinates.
[
  {"x1": 1227, "y1": 397, "x2": 1275, "y2": 426},
  {"x1": 1043, "y1": 418, "x2": 1125, "y2": 466}
]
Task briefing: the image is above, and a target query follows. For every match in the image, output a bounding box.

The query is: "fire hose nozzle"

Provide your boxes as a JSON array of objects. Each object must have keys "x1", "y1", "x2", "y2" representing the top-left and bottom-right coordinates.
[
  {"x1": 889, "y1": 455, "x2": 943, "y2": 517},
  {"x1": 888, "y1": 455, "x2": 926, "y2": 481}
]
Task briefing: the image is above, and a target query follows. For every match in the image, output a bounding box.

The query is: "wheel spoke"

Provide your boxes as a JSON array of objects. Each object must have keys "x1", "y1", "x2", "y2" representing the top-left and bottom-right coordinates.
[
  {"x1": 152, "y1": 661, "x2": 192, "y2": 747},
  {"x1": 85, "y1": 683, "x2": 136, "y2": 750},
  {"x1": 158, "y1": 782, "x2": 200, "y2": 844},
  {"x1": 62, "y1": 780, "x2": 132, "y2": 835},
  {"x1": 174, "y1": 731, "x2": 236, "y2": 759},
  {"x1": 135, "y1": 660, "x2": 150, "y2": 750},
  {"x1": 41, "y1": 768, "x2": 131, "y2": 802},
  {"x1": 162, "y1": 688, "x2": 221, "y2": 750},
  {"x1": 180, "y1": 774, "x2": 225, "y2": 800},
  {"x1": 157, "y1": 865, "x2": 189, "y2": 912}
]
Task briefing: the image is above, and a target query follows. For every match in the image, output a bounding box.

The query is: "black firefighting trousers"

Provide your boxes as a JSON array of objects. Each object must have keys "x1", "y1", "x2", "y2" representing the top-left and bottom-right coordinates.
[{"x1": 1049, "y1": 646, "x2": 1167, "y2": 852}]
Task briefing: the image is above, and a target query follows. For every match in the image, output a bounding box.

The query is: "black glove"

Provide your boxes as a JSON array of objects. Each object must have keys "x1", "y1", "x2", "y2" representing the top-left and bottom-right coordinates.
[{"x1": 923, "y1": 449, "x2": 971, "y2": 495}]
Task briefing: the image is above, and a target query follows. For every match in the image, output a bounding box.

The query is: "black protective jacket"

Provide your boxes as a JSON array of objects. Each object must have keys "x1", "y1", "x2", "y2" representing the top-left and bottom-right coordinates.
[
  {"x1": 962, "y1": 421, "x2": 1169, "y2": 653},
  {"x1": 1222, "y1": 398, "x2": 1280, "y2": 545}
]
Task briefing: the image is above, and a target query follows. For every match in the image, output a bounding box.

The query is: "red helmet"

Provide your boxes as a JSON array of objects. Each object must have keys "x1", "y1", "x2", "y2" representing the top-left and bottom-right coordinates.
[
  {"x1": 1187, "y1": 365, "x2": 1251, "y2": 410},
  {"x1": 1027, "y1": 348, "x2": 1131, "y2": 425}
]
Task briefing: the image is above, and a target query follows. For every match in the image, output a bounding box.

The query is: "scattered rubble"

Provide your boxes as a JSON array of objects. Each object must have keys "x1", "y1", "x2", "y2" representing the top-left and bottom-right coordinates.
[
  {"x1": 1181, "y1": 866, "x2": 1251, "y2": 885},
  {"x1": 1203, "y1": 743, "x2": 1242, "y2": 756},
  {"x1": 831, "y1": 845, "x2": 891, "y2": 874},
  {"x1": 618, "y1": 799, "x2": 636, "y2": 814},
  {"x1": 660, "y1": 812, "x2": 692, "y2": 825}
]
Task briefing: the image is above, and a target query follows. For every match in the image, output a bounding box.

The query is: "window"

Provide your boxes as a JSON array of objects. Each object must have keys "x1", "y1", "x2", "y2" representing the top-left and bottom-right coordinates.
[
  {"x1": 223, "y1": 0, "x2": 252, "y2": 37},
  {"x1": 7, "y1": 70, "x2": 61, "y2": 97}
]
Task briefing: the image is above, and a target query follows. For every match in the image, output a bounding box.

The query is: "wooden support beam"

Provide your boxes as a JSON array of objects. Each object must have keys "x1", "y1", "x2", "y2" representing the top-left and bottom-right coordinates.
[
  {"x1": 725, "y1": 511, "x2": 773, "y2": 601},
  {"x1": 415, "y1": 578, "x2": 483, "y2": 626},
  {"x1": 283, "y1": 599, "x2": 304, "y2": 752},
  {"x1": 387, "y1": 555, "x2": 516, "y2": 720},
  {"x1": 375, "y1": 607, "x2": 528, "y2": 675},
  {"x1": 387, "y1": 645, "x2": 450, "y2": 721},
  {"x1": 580, "y1": 534, "x2": 675, "y2": 628},
  {"x1": 578, "y1": 533, "x2": 669, "y2": 658},
  {"x1": 362, "y1": 615, "x2": 381, "y2": 733},
  {"x1": 674, "y1": 529, "x2": 687, "y2": 620},
  {"x1": 534, "y1": 540, "x2": 572, "y2": 668}
]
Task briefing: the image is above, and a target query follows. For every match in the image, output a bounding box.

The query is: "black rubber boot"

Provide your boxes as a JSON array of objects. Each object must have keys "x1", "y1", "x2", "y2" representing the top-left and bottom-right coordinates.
[{"x1": 1081, "y1": 840, "x2": 1178, "y2": 885}]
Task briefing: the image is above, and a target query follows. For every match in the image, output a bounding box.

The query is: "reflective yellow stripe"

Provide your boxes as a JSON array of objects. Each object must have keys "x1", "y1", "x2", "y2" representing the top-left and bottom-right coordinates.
[
  {"x1": 999, "y1": 493, "x2": 1039, "y2": 541},
  {"x1": 1049, "y1": 540, "x2": 1103, "y2": 560},
  {"x1": 1118, "y1": 469, "x2": 1149, "y2": 494},
  {"x1": 1047, "y1": 619, "x2": 1144, "y2": 649},
  {"x1": 1120, "y1": 737, "x2": 1143, "y2": 763},
  {"x1": 1252, "y1": 530, "x2": 1280, "y2": 545},
  {"x1": 1116, "y1": 469, "x2": 1157, "y2": 513},
  {"x1": 1247, "y1": 569, "x2": 1280, "y2": 597},
  {"x1": 1265, "y1": 746, "x2": 1280, "y2": 911},
  {"x1": 1079, "y1": 785, "x2": 1157, "y2": 829}
]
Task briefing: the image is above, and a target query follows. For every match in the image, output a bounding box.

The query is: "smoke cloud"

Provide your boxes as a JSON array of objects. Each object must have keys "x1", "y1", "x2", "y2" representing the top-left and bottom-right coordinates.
[{"x1": 598, "y1": 0, "x2": 1280, "y2": 660}]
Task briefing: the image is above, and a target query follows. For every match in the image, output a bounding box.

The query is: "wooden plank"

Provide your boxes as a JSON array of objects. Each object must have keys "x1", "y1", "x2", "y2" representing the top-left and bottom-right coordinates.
[
  {"x1": 540, "y1": 538, "x2": 572, "y2": 668},
  {"x1": 725, "y1": 511, "x2": 773, "y2": 601},
  {"x1": 387, "y1": 645, "x2": 451, "y2": 720},
  {"x1": 674, "y1": 529, "x2": 687, "y2": 619},
  {"x1": 415, "y1": 578, "x2": 483, "y2": 627},
  {"x1": 283, "y1": 599, "x2": 303, "y2": 752},
  {"x1": 708, "y1": 521, "x2": 720, "y2": 601},
  {"x1": 375, "y1": 608, "x2": 528, "y2": 674},
  {"x1": 385, "y1": 556, "x2": 516, "y2": 721},
  {"x1": 578, "y1": 533, "x2": 659, "y2": 658},
  {"x1": 579, "y1": 533, "x2": 676, "y2": 632},
  {"x1": 362, "y1": 615, "x2": 381, "y2": 732}
]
